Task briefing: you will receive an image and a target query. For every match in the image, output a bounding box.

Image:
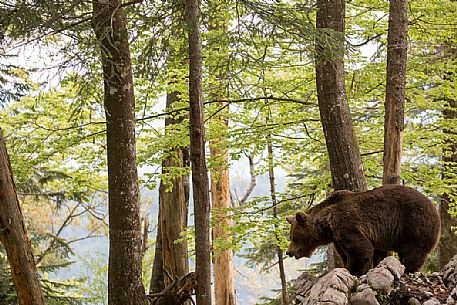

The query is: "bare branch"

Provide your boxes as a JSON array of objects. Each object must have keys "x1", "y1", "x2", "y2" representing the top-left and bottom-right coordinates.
[
  {"x1": 138, "y1": 95, "x2": 316, "y2": 122},
  {"x1": 237, "y1": 153, "x2": 257, "y2": 206},
  {"x1": 36, "y1": 202, "x2": 82, "y2": 265}
]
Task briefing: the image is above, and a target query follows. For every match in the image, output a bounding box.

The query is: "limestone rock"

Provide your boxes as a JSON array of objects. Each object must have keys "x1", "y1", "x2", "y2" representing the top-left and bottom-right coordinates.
[
  {"x1": 290, "y1": 272, "x2": 316, "y2": 303},
  {"x1": 377, "y1": 256, "x2": 405, "y2": 279},
  {"x1": 442, "y1": 255, "x2": 457, "y2": 287},
  {"x1": 367, "y1": 267, "x2": 395, "y2": 294},
  {"x1": 300, "y1": 268, "x2": 356, "y2": 305},
  {"x1": 349, "y1": 287, "x2": 379, "y2": 305},
  {"x1": 294, "y1": 256, "x2": 457, "y2": 305},
  {"x1": 408, "y1": 298, "x2": 421, "y2": 305},
  {"x1": 423, "y1": 297, "x2": 442, "y2": 305}
]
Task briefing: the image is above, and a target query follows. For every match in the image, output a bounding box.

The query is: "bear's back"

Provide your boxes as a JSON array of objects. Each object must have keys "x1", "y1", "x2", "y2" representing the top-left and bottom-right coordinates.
[
  {"x1": 308, "y1": 189, "x2": 353, "y2": 216},
  {"x1": 322, "y1": 184, "x2": 440, "y2": 251}
]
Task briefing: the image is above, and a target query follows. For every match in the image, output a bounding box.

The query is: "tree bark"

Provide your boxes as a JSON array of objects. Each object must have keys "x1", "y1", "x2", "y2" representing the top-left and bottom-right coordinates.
[
  {"x1": 383, "y1": 0, "x2": 408, "y2": 185},
  {"x1": 186, "y1": 0, "x2": 212, "y2": 303},
  {"x1": 0, "y1": 128, "x2": 45, "y2": 305},
  {"x1": 315, "y1": 0, "x2": 367, "y2": 270},
  {"x1": 210, "y1": 108, "x2": 236, "y2": 305},
  {"x1": 208, "y1": 10, "x2": 236, "y2": 303},
  {"x1": 439, "y1": 98, "x2": 457, "y2": 268},
  {"x1": 160, "y1": 91, "x2": 189, "y2": 286},
  {"x1": 267, "y1": 130, "x2": 289, "y2": 305},
  {"x1": 150, "y1": 206, "x2": 165, "y2": 294},
  {"x1": 91, "y1": 1, "x2": 147, "y2": 304},
  {"x1": 315, "y1": 0, "x2": 366, "y2": 193}
]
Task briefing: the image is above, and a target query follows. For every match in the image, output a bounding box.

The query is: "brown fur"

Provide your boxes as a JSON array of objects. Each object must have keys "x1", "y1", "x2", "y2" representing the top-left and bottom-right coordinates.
[{"x1": 286, "y1": 185, "x2": 441, "y2": 276}]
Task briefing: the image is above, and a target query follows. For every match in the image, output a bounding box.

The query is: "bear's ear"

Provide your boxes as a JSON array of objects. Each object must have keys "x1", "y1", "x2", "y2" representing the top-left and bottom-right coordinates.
[
  {"x1": 286, "y1": 215, "x2": 295, "y2": 224},
  {"x1": 295, "y1": 212, "x2": 308, "y2": 224}
]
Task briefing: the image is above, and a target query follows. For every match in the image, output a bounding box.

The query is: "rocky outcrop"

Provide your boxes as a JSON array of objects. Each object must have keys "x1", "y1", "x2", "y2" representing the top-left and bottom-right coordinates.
[{"x1": 291, "y1": 255, "x2": 457, "y2": 305}]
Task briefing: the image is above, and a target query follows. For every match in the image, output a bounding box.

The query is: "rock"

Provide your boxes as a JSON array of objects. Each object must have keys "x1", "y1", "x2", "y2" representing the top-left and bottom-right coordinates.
[
  {"x1": 300, "y1": 268, "x2": 356, "y2": 305},
  {"x1": 451, "y1": 287, "x2": 457, "y2": 299},
  {"x1": 349, "y1": 287, "x2": 379, "y2": 305},
  {"x1": 290, "y1": 272, "x2": 316, "y2": 303},
  {"x1": 442, "y1": 255, "x2": 457, "y2": 287},
  {"x1": 356, "y1": 284, "x2": 371, "y2": 292},
  {"x1": 408, "y1": 298, "x2": 421, "y2": 305},
  {"x1": 367, "y1": 267, "x2": 395, "y2": 294},
  {"x1": 423, "y1": 298, "x2": 441, "y2": 305},
  {"x1": 377, "y1": 256, "x2": 405, "y2": 279},
  {"x1": 429, "y1": 273, "x2": 445, "y2": 286},
  {"x1": 293, "y1": 256, "x2": 457, "y2": 305}
]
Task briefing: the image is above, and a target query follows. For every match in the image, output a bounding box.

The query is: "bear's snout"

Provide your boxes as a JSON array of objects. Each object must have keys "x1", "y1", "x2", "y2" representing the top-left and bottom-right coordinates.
[{"x1": 286, "y1": 250, "x2": 293, "y2": 257}]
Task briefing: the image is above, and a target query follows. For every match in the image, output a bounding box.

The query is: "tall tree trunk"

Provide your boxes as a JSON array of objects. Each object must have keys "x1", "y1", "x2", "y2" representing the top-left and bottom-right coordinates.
[
  {"x1": 210, "y1": 108, "x2": 236, "y2": 305},
  {"x1": 150, "y1": 206, "x2": 165, "y2": 294},
  {"x1": 150, "y1": 91, "x2": 190, "y2": 294},
  {"x1": 91, "y1": 2, "x2": 147, "y2": 304},
  {"x1": 315, "y1": 0, "x2": 367, "y2": 270},
  {"x1": 315, "y1": 0, "x2": 367, "y2": 193},
  {"x1": 186, "y1": 0, "x2": 212, "y2": 303},
  {"x1": 439, "y1": 98, "x2": 457, "y2": 268},
  {"x1": 266, "y1": 132, "x2": 289, "y2": 305},
  {"x1": 0, "y1": 128, "x2": 45, "y2": 305},
  {"x1": 160, "y1": 91, "x2": 189, "y2": 286},
  {"x1": 209, "y1": 9, "x2": 236, "y2": 303},
  {"x1": 383, "y1": 0, "x2": 408, "y2": 185}
]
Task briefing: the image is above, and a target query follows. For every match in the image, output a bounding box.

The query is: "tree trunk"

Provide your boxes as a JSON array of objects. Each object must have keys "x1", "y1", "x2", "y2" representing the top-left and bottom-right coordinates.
[
  {"x1": 439, "y1": 98, "x2": 457, "y2": 268},
  {"x1": 210, "y1": 108, "x2": 236, "y2": 305},
  {"x1": 208, "y1": 10, "x2": 236, "y2": 303},
  {"x1": 151, "y1": 91, "x2": 190, "y2": 294},
  {"x1": 160, "y1": 91, "x2": 189, "y2": 286},
  {"x1": 186, "y1": 0, "x2": 212, "y2": 303},
  {"x1": 315, "y1": 0, "x2": 367, "y2": 270},
  {"x1": 315, "y1": 0, "x2": 366, "y2": 193},
  {"x1": 382, "y1": 0, "x2": 408, "y2": 185},
  {"x1": 0, "y1": 128, "x2": 45, "y2": 305},
  {"x1": 150, "y1": 205, "x2": 165, "y2": 294},
  {"x1": 91, "y1": 2, "x2": 147, "y2": 304},
  {"x1": 267, "y1": 130, "x2": 289, "y2": 305}
]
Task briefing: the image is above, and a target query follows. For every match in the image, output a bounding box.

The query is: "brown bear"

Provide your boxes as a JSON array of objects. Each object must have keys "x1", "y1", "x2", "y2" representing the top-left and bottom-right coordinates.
[{"x1": 286, "y1": 184, "x2": 441, "y2": 276}]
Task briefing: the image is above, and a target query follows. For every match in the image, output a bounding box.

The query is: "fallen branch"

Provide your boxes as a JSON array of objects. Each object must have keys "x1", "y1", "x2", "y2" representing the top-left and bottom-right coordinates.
[{"x1": 147, "y1": 272, "x2": 197, "y2": 305}]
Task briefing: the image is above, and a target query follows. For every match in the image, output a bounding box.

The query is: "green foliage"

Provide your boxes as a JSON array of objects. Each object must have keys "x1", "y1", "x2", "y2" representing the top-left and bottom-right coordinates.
[
  {"x1": 0, "y1": 243, "x2": 87, "y2": 305},
  {"x1": 256, "y1": 293, "x2": 282, "y2": 305},
  {"x1": 422, "y1": 250, "x2": 440, "y2": 275},
  {"x1": 0, "y1": 248, "x2": 15, "y2": 305},
  {"x1": 0, "y1": 54, "x2": 30, "y2": 105},
  {"x1": 0, "y1": 77, "x2": 106, "y2": 304},
  {"x1": 79, "y1": 255, "x2": 108, "y2": 305}
]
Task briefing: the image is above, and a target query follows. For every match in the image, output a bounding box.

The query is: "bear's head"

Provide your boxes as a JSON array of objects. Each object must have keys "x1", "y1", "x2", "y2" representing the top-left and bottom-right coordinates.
[{"x1": 286, "y1": 212, "x2": 321, "y2": 259}]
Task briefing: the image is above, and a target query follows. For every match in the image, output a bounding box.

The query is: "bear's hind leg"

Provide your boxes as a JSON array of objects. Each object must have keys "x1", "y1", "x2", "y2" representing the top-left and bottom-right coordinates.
[{"x1": 399, "y1": 250, "x2": 428, "y2": 273}]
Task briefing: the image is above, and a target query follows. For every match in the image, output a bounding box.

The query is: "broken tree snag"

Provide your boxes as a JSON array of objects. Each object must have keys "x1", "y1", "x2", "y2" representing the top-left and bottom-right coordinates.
[
  {"x1": 147, "y1": 272, "x2": 197, "y2": 305},
  {"x1": 382, "y1": 0, "x2": 408, "y2": 185},
  {"x1": 0, "y1": 128, "x2": 45, "y2": 305}
]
